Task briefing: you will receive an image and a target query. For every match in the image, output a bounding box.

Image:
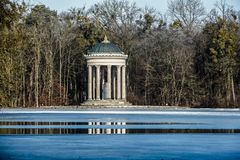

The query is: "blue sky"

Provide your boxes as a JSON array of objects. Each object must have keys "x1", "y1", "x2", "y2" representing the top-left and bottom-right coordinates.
[{"x1": 31, "y1": 0, "x2": 240, "y2": 14}]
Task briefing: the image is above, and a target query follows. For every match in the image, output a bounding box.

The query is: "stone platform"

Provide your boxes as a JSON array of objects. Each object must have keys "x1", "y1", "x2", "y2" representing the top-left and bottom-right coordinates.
[{"x1": 81, "y1": 100, "x2": 131, "y2": 106}]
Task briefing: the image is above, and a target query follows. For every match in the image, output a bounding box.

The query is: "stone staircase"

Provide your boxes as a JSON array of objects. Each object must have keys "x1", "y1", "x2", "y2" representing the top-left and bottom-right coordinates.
[{"x1": 81, "y1": 100, "x2": 132, "y2": 106}]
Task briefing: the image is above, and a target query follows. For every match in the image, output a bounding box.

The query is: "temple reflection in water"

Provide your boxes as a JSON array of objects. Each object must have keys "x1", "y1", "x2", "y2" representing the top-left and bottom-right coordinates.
[
  {"x1": 0, "y1": 121, "x2": 127, "y2": 135},
  {"x1": 88, "y1": 122, "x2": 126, "y2": 134},
  {"x1": 0, "y1": 121, "x2": 239, "y2": 135}
]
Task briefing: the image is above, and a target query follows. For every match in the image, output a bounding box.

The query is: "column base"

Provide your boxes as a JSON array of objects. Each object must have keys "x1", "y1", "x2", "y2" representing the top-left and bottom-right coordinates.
[{"x1": 81, "y1": 99, "x2": 131, "y2": 106}]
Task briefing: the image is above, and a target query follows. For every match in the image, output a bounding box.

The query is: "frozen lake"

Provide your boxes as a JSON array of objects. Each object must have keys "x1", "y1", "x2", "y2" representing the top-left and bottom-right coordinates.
[{"x1": 0, "y1": 109, "x2": 240, "y2": 159}]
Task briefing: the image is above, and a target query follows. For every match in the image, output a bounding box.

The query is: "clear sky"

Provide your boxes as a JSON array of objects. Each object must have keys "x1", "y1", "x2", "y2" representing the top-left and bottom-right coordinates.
[{"x1": 30, "y1": 0, "x2": 240, "y2": 14}]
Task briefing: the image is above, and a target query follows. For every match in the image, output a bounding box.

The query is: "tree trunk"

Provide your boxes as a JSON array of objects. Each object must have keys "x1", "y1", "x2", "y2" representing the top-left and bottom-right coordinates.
[
  {"x1": 34, "y1": 26, "x2": 40, "y2": 107},
  {"x1": 226, "y1": 69, "x2": 231, "y2": 106},
  {"x1": 59, "y1": 41, "x2": 62, "y2": 103},
  {"x1": 28, "y1": 70, "x2": 33, "y2": 106},
  {"x1": 231, "y1": 74, "x2": 236, "y2": 105},
  {"x1": 48, "y1": 50, "x2": 53, "y2": 105},
  {"x1": 66, "y1": 51, "x2": 71, "y2": 103},
  {"x1": 34, "y1": 45, "x2": 40, "y2": 107},
  {"x1": 23, "y1": 72, "x2": 26, "y2": 107}
]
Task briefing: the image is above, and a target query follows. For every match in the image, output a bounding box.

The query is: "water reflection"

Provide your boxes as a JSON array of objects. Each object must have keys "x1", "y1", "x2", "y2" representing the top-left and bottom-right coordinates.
[
  {"x1": 0, "y1": 121, "x2": 87, "y2": 126},
  {"x1": 0, "y1": 121, "x2": 239, "y2": 135},
  {"x1": 88, "y1": 122, "x2": 126, "y2": 134},
  {"x1": 0, "y1": 128, "x2": 239, "y2": 135},
  {"x1": 0, "y1": 128, "x2": 87, "y2": 134},
  {"x1": 0, "y1": 121, "x2": 202, "y2": 126}
]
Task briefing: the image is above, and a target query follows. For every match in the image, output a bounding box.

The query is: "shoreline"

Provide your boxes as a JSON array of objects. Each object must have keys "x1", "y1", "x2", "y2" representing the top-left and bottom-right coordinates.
[
  {"x1": 0, "y1": 105, "x2": 187, "y2": 111},
  {"x1": 1, "y1": 105, "x2": 239, "y2": 112}
]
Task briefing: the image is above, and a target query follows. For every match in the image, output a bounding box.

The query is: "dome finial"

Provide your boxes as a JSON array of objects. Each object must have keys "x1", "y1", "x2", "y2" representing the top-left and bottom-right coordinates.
[{"x1": 102, "y1": 35, "x2": 110, "y2": 43}]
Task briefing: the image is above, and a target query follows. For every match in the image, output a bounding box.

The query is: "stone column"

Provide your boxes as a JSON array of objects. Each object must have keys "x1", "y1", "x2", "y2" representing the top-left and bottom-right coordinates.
[
  {"x1": 121, "y1": 65, "x2": 126, "y2": 100},
  {"x1": 88, "y1": 65, "x2": 92, "y2": 100},
  {"x1": 102, "y1": 70, "x2": 105, "y2": 100},
  {"x1": 107, "y1": 65, "x2": 112, "y2": 99},
  {"x1": 92, "y1": 70, "x2": 95, "y2": 100},
  {"x1": 113, "y1": 74, "x2": 116, "y2": 100},
  {"x1": 117, "y1": 65, "x2": 121, "y2": 99},
  {"x1": 96, "y1": 65, "x2": 100, "y2": 100}
]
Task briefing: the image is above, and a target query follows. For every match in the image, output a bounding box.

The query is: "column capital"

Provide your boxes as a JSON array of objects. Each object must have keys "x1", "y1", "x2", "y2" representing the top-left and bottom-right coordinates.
[{"x1": 87, "y1": 65, "x2": 93, "y2": 69}]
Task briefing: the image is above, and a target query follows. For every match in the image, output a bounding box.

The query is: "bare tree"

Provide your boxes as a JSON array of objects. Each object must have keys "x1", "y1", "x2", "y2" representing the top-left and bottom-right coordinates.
[
  {"x1": 90, "y1": 0, "x2": 141, "y2": 55},
  {"x1": 168, "y1": 0, "x2": 205, "y2": 32}
]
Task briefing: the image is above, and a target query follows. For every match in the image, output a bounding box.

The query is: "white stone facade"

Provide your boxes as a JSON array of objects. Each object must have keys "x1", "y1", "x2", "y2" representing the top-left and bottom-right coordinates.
[{"x1": 83, "y1": 39, "x2": 129, "y2": 106}]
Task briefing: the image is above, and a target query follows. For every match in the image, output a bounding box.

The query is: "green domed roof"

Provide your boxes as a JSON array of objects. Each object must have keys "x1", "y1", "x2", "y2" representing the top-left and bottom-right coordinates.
[{"x1": 89, "y1": 36, "x2": 122, "y2": 53}]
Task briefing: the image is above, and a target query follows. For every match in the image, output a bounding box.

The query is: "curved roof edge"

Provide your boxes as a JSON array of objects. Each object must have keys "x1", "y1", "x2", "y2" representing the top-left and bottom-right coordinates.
[{"x1": 88, "y1": 36, "x2": 123, "y2": 54}]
